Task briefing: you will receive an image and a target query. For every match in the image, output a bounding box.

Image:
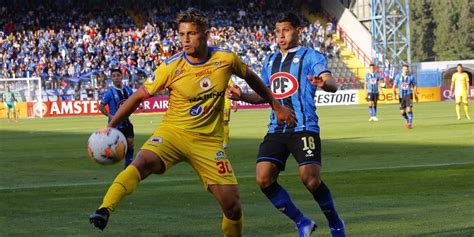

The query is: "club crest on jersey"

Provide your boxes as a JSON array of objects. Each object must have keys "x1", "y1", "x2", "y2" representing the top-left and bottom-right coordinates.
[
  {"x1": 189, "y1": 105, "x2": 203, "y2": 116},
  {"x1": 269, "y1": 72, "x2": 299, "y2": 99},
  {"x1": 175, "y1": 69, "x2": 181, "y2": 75},
  {"x1": 292, "y1": 57, "x2": 300, "y2": 64},
  {"x1": 214, "y1": 61, "x2": 221, "y2": 66},
  {"x1": 370, "y1": 78, "x2": 377, "y2": 84},
  {"x1": 200, "y1": 78, "x2": 212, "y2": 90}
]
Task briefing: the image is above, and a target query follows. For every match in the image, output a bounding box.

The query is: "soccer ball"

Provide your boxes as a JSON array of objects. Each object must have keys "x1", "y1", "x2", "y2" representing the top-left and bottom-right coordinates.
[{"x1": 87, "y1": 128, "x2": 127, "y2": 165}]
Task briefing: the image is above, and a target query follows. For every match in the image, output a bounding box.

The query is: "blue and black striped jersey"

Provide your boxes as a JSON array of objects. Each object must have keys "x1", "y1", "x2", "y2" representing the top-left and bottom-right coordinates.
[
  {"x1": 100, "y1": 85, "x2": 134, "y2": 128},
  {"x1": 261, "y1": 46, "x2": 330, "y2": 134},
  {"x1": 394, "y1": 73, "x2": 416, "y2": 98},
  {"x1": 365, "y1": 72, "x2": 382, "y2": 93}
]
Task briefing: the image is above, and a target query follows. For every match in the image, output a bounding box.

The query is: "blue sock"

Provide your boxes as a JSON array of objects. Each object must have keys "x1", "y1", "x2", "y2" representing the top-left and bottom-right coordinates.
[
  {"x1": 261, "y1": 182, "x2": 304, "y2": 224},
  {"x1": 368, "y1": 107, "x2": 373, "y2": 117},
  {"x1": 310, "y1": 181, "x2": 341, "y2": 227},
  {"x1": 407, "y1": 112, "x2": 413, "y2": 125},
  {"x1": 124, "y1": 148, "x2": 134, "y2": 168}
]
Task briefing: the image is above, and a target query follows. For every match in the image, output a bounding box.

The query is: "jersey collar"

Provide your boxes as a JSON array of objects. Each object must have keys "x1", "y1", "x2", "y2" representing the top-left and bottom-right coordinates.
[
  {"x1": 183, "y1": 47, "x2": 212, "y2": 66},
  {"x1": 280, "y1": 46, "x2": 301, "y2": 61}
]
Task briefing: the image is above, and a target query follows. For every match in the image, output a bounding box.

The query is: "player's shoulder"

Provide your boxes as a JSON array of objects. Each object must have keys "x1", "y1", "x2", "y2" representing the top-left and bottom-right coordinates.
[
  {"x1": 303, "y1": 47, "x2": 323, "y2": 57},
  {"x1": 164, "y1": 52, "x2": 184, "y2": 65},
  {"x1": 303, "y1": 47, "x2": 326, "y2": 63},
  {"x1": 124, "y1": 85, "x2": 134, "y2": 92},
  {"x1": 209, "y1": 46, "x2": 233, "y2": 54}
]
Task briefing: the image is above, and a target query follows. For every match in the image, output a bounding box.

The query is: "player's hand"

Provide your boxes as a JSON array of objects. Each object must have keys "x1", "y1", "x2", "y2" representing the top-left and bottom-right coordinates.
[
  {"x1": 414, "y1": 94, "x2": 419, "y2": 102},
  {"x1": 227, "y1": 85, "x2": 242, "y2": 100},
  {"x1": 307, "y1": 75, "x2": 325, "y2": 88},
  {"x1": 274, "y1": 104, "x2": 296, "y2": 127}
]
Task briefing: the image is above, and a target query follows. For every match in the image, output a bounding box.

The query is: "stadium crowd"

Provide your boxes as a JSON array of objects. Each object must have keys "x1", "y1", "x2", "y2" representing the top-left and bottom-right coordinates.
[{"x1": 0, "y1": 0, "x2": 345, "y2": 100}]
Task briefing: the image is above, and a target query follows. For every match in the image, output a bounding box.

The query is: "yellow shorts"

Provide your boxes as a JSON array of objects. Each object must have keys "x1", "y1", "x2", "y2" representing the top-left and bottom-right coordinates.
[
  {"x1": 141, "y1": 125, "x2": 237, "y2": 189},
  {"x1": 455, "y1": 93, "x2": 468, "y2": 103},
  {"x1": 223, "y1": 109, "x2": 231, "y2": 122}
]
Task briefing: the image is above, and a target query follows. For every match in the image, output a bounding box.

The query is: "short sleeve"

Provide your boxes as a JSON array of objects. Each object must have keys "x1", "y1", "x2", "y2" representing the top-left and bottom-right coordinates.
[
  {"x1": 100, "y1": 90, "x2": 111, "y2": 106},
  {"x1": 261, "y1": 54, "x2": 271, "y2": 87},
  {"x1": 231, "y1": 52, "x2": 248, "y2": 79},
  {"x1": 143, "y1": 63, "x2": 171, "y2": 96},
  {"x1": 309, "y1": 50, "x2": 331, "y2": 77}
]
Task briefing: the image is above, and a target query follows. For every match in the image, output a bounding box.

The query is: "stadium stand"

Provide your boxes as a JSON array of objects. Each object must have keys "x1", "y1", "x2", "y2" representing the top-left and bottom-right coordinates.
[{"x1": 0, "y1": 0, "x2": 363, "y2": 100}]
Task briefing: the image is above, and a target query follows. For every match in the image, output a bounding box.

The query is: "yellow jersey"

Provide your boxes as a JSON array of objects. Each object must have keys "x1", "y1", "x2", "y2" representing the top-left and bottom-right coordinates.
[
  {"x1": 451, "y1": 72, "x2": 469, "y2": 94},
  {"x1": 224, "y1": 80, "x2": 234, "y2": 110},
  {"x1": 143, "y1": 47, "x2": 247, "y2": 137}
]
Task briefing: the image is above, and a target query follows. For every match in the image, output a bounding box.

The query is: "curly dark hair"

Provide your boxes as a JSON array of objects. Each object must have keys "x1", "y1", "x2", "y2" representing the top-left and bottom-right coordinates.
[{"x1": 176, "y1": 8, "x2": 208, "y2": 30}]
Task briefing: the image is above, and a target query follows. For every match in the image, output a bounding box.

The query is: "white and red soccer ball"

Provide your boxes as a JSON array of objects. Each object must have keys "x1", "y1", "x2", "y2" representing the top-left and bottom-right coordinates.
[{"x1": 87, "y1": 128, "x2": 127, "y2": 165}]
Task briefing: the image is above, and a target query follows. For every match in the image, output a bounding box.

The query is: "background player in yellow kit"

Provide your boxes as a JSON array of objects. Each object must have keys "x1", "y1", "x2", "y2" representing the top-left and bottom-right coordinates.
[
  {"x1": 89, "y1": 8, "x2": 295, "y2": 237},
  {"x1": 450, "y1": 64, "x2": 471, "y2": 120},
  {"x1": 223, "y1": 80, "x2": 238, "y2": 149}
]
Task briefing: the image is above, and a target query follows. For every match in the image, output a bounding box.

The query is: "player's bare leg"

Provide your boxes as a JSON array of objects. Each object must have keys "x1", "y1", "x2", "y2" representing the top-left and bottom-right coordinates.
[
  {"x1": 299, "y1": 164, "x2": 345, "y2": 237},
  {"x1": 209, "y1": 184, "x2": 243, "y2": 237},
  {"x1": 90, "y1": 150, "x2": 164, "y2": 230}
]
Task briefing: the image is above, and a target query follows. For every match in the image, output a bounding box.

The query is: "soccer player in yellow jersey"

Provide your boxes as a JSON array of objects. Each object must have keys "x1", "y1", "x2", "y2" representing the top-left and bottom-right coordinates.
[
  {"x1": 89, "y1": 8, "x2": 296, "y2": 236},
  {"x1": 223, "y1": 80, "x2": 238, "y2": 149},
  {"x1": 450, "y1": 64, "x2": 471, "y2": 120}
]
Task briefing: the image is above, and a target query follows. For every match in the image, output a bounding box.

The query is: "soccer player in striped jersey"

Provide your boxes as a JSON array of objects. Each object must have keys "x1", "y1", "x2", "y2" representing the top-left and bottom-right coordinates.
[
  {"x1": 89, "y1": 8, "x2": 295, "y2": 236},
  {"x1": 99, "y1": 68, "x2": 135, "y2": 168},
  {"x1": 364, "y1": 63, "x2": 384, "y2": 121},
  {"x1": 393, "y1": 64, "x2": 418, "y2": 129},
  {"x1": 450, "y1": 64, "x2": 471, "y2": 120},
  {"x1": 228, "y1": 13, "x2": 345, "y2": 237}
]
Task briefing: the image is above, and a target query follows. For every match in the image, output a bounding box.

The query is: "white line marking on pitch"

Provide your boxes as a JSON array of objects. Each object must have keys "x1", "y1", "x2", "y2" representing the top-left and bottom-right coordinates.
[{"x1": 1, "y1": 161, "x2": 473, "y2": 191}]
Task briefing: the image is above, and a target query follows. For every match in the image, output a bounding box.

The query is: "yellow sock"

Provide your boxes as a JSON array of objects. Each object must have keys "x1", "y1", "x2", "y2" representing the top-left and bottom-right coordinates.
[
  {"x1": 223, "y1": 124, "x2": 230, "y2": 146},
  {"x1": 456, "y1": 104, "x2": 461, "y2": 118},
  {"x1": 464, "y1": 104, "x2": 470, "y2": 118},
  {"x1": 99, "y1": 165, "x2": 141, "y2": 212},
  {"x1": 222, "y1": 213, "x2": 243, "y2": 237}
]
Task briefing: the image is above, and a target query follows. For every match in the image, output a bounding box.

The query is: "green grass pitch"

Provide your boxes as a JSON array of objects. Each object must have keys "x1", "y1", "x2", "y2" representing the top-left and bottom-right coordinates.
[{"x1": 1, "y1": 101, "x2": 473, "y2": 236}]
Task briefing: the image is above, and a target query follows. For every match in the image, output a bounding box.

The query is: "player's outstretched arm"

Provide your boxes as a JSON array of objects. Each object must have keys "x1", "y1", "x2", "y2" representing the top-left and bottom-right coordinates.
[
  {"x1": 227, "y1": 84, "x2": 266, "y2": 104},
  {"x1": 450, "y1": 75, "x2": 455, "y2": 95},
  {"x1": 243, "y1": 69, "x2": 296, "y2": 126},
  {"x1": 108, "y1": 89, "x2": 148, "y2": 128},
  {"x1": 307, "y1": 72, "x2": 337, "y2": 92}
]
